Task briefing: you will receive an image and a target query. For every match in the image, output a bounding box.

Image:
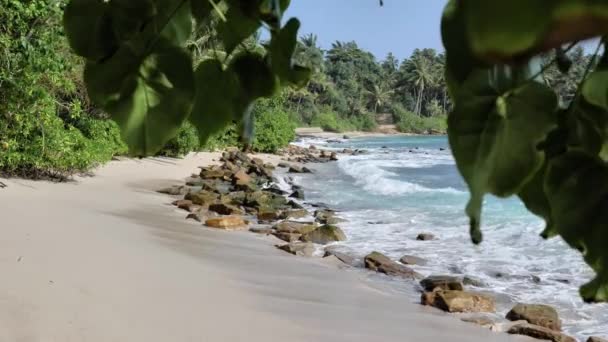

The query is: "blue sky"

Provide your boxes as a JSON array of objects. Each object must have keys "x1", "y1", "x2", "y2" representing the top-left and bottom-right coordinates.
[{"x1": 283, "y1": 1, "x2": 446, "y2": 62}]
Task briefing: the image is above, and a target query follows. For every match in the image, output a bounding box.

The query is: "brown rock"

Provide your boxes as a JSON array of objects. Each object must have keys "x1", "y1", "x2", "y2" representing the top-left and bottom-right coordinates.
[
  {"x1": 280, "y1": 209, "x2": 309, "y2": 219},
  {"x1": 200, "y1": 168, "x2": 226, "y2": 179},
  {"x1": 399, "y1": 255, "x2": 428, "y2": 266},
  {"x1": 588, "y1": 337, "x2": 608, "y2": 342},
  {"x1": 187, "y1": 190, "x2": 219, "y2": 207},
  {"x1": 506, "y1": 303, "x2": 562, "y2": 331},
  {"x1": 233, "y1": 170, "x2": 252, "y2": 185},
  {"x1": 416, "y1": 233, "x2": 436, "y2": 241},
  {"x1": 508, "y1": 323, "x2": 576, "y2": 342},
  {"x1": 249, "y1": 226, "x2": 273, "y2": 235},
  {"x1": 158, "y1": 185, "x2": 189, "y2": 195},
  {"x1": 205, "y1": 216, "x2": 247, "y2": 230},
  {"x1": 300, "y1": 225, "x2": 347, "y2": 245},
  {"x1": 323, "y1": 249, "x2": 360, "y2": 267},
  {"x1": 274, "y1": 221, "x2": 317, "y2": 235},
  {"x1": 330, "y1": 152, "x2": 338, "y2": 161},
  {"x1": 422, "y1": 290, "x2": 495, "y2": 313},
  {"x1": 276, "y1": 242, "x2": 314, "y2": 257},
  {"x1": 420, "y1": 275, "x2": 464, "y2": 291},
  {"x1": 173, "y1": 200, "x2": 195, "y2": 212},
  {"x1": 257, "y1": 209, "x2": 282, "y2": 222},
  {"x1": 208, "y1": 203, "x2": 245, "y2": 215},
  {"x1": 186, "y1": 210, "x2": 216, "y2": 222},
  {"x1": 364, "y1": 251, "x2": 421, "y2": 279},
  {"x1": 273, "y1": 232, "x2": 302, "y2": 242}
]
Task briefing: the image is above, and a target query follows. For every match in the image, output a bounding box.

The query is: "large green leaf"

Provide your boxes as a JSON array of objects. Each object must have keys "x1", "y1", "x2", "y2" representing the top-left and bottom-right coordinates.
[
  {"x1": 269, "y1": 18, "x2": 311, "y2": 87},
  {"x1": 108, "y1": 0, "x2": 155, "y2": 42},
  {"x1": 155, "y1": 0, "x2": 193, "y2": 46},
  {"x1": 63, "y1": 0, "x2": 118, "y2": 61},
  {"x1": 448, "y1": 69, "x2": 558, "y2": 243},
  {"x1": 217, "y1": 2, "x2": 261, "y2": 54},
  {"x1": 229, "y1": 53, "x2": 278, "y2": 101},
  {"x1": 545, "y1": 151, "x2": 608, "y2": 302},
  {"x1": 84, "y1": 39, "x2": 195, "y2": 156},
  {"x1": 189, "y1": 59, "x2": 240, "y2": 144}
]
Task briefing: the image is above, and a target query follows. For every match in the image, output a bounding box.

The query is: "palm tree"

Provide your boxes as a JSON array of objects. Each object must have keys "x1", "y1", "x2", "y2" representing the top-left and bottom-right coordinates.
[
  {"x1": 295, "y1": 34, "x2": 324, "y2": 73},
  {"x1": 401, "y1": 53, "x2": 437, "y2": 116},
  {"x1": 364, "y1": 82, "x2": 394, "y2": 113}
]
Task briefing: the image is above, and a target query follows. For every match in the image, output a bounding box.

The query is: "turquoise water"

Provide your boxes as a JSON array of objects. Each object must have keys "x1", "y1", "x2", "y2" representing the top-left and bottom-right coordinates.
[{"x1": 290, "y1": 135, "x2": 607, "y2": 339}]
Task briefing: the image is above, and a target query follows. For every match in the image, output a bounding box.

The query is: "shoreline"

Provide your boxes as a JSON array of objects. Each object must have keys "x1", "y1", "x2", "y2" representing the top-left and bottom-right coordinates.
[
  {"x1": 295, "y1": 126, "x2": 443, "y2": 140},
  {"x1": 0, "y1": 151, "x2": 540, "y2": 341}
]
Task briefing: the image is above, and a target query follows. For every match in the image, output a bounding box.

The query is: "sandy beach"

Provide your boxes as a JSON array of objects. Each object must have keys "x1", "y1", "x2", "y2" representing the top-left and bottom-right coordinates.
[{"x1": 0, "y1": 153, "x2": 534, "y2": 342}]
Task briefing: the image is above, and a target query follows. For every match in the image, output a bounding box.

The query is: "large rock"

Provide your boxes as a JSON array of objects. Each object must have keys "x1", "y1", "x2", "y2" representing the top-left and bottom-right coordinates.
[
  {"x1": 288, "y1": 165, "x2": 313, "y2": 173},
  {"x1": 588, "y1": 337, "x2": 608, "y2": 342},
  {"x1": 187, "y1": 190, "x2": 219, "y2": 207},
  {"x1": 257, "y1": 208, "x2": 282, "y2": 222},
  {"x1": 280, "y1": 209, "x2": 309, "y2": 219},
  {"x1": 421, "y1": 290, "x2": 495, "y2": 313},
  {"x1": 208, "y1": 203, "x2": 245, "y2": 215},
  {"x1": 506, "y1": 303, "x2": 562, "y2": 331},
  {"x1": 232, "y1": 170, "x2": 252, "y2": 185},
  {"x1": 273, "y1": 232, "x2": 302, "y2": 242},
  {"x1": 289, "y1": 189, "x2": 305, "y2": 200},
  {"x1": 249, "y1": 225, "x2": 274, "y2": 235},
  {"x1": 323, "y1": 249, "x2": 361, "y2": 267},
  {"x1": 400, "y1": 255, "x2": 428, "y2": 266},
  {"x1": 205, "y1": 216, "x2": 247, "y2": 230},
  {"x1": 364, "y1": 251, "x2": 421, "y2": 279},
  {"x1": 420, "y1": 275, "x2": 464, "y2": 291},
  {"x1": 246, "y1": 191, "x2": 287, "y2": 210},
  {"x1": 300, "y1": 225, "x2": 346, "y2": 244},
  {"x1": 220, "y1": 191, "x2": 247, "y2": 206},
  {"x1": 274, "y1": 221, "x2": 317, "y2": 235},
  {"x1": 276, "y1": 242, "x2": 314, "y2": 257},
  {"x1": 416, "y1": 233, "x2": 436, "y2": 241},
  {"x1": 463, "y1": 276, "x2": 487, "y2": 287},
  {"x1": 173, "y1": 199, "x2": 195, "y2": 212},
  {"x1": 158, "y1": 185, "x2": 189, "y2": 195},
  {"x1": 507, "y1": 323, "x2": 576, "y2": 342}
]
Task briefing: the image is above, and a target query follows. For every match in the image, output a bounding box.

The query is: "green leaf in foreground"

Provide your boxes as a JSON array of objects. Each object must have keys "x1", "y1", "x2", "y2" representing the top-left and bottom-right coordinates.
[
  {"x1": 63, "y1": 0, "x2": 117, "y2": 61},
  {"x1": 448, "y1": 70, "x2": 558, "y2": 243},
  {"x1": 545, "y1": 151, "x2": 608, "y2": 302},
  {"x1": 269, "y1": 18, "x2": 312, "y2": 88},
  {"x1": 217, "y1": 3, "x2": 261, "y2": 54},
  {"x1": 84, "y1": 39, "x2": 195, "y2": 156}
]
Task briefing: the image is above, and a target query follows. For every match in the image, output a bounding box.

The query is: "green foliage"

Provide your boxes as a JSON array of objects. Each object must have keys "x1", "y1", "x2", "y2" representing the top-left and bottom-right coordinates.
[
  {"x1": 0, "y1": 0, "x2": 126, "y2": 178},
  {"x1": 395, "y1": 108, "x2": 446, "y2": 134},
  {"x1": 63, "y1": 0, "x2": 311, "y2": 156},
  {"x1": 251, "y1": 99, "x2": 296, "y2": 153},
  {"x1": 442, "y1": 0, "x2": 608, "y2": 302},
  {"x1": 158, "y1": 122, "x2": 200, "y2": 157}
]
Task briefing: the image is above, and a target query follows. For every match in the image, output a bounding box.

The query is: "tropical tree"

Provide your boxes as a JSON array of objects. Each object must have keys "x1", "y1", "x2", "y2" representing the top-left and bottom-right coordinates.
[{"x1": 364, "y1": 81, "x2": 394, "y2": 113}]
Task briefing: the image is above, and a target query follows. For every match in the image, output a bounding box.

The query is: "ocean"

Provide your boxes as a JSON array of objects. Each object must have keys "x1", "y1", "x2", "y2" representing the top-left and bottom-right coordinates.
[{"x1": 289, "y1": 135, "x2": 607, "y2": 340}]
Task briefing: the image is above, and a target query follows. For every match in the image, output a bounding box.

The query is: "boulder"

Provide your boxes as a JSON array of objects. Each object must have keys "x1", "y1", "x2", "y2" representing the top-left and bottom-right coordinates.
[
  {"x1": 287, "y1": 200, "x2": 305, "y2": 209},
  {"x1": 288, "y1": 165, "x2": 305, "y2": 173},
  {"x1": 158, "y1": 185, "x2": 189, "y2": 196},
  {"x1": 265, "y1": 184, "x2": 288, "y2": 195},
  {"x1": 277, "y1": 162, "x2": 290, "y2": 168},
  {"x1": 508, "y1": 323, "x2": 576, "y2": 342},
  {"x1": 289, "y1": 189, "x2": 305, "y2": 200},
  {"x1": 280, "y1": 209, "x2": 309, "y2": 219},
  {"x1": 323, "y1": 249, "x2": 360, "y2": 267},
  {"x1": 463, "y1": 276, "x2": 487, "y2": 287},
  {"x1": 399, "y1": 255, "x2": 428, "y2": 266},
  {"x1": 364, "y1": 251, "x2": 421, "y2": 279},
  {"x1": 249, "y1": 225, "x2": 274, "y2": 235},
  {"x1": 420, "y1": 275, "x2": 464, "y2": 291},
  {"x1": 421, "y1": 290, "x2": 495, "y2": 313},
  {"x1": 173, "y1": 199, "x2": 195, "y2": 212},
  {"x1": 257, "y1": 208, "x2": 282, "y2": 222},
  {"x1": 187, "y1": 190, "x2": 219, "y2": 207},
  {"x1": 276, "y1": 242, "x2": 314, "y2": 257},
  {"x1": 416, "y1": 233, "x2": 436, "y2": 241},
  {"x1": 232, "y1": 170, "x2": 252, "y2": 185},
  {"x1": 506, "y1": 303, "x2": 562, "y2": 331},
  {"x1": 200, "y1": 168, "x2": 226, "y2": 179},
  {"x1": 208, "y1": 203, "x2": 245, "y2": 216},
  {"x1": 273, "y1": 232, "x2": 302, "y2": 242},
  {"x1": 186, "y1": 210, "x2": 216, "y2": 223},
  {"x1": 588, "y1": 337, "x2": 608, "y2": 342},
  {"x1": 301, "y1": 225, "x2": 347, "y2": 244},
  {"x1": 274, "y1": 221, "x2": 317, "y2": 235},
  {"x1": 220, "y1": 191, "x2": 247, "y2": 206},
  {"x1": 330, "y1": 152, "x2": 338, "y2": 161},
  {"x1": 205, "y1": 216, "x2": 247, "y2": 230}
]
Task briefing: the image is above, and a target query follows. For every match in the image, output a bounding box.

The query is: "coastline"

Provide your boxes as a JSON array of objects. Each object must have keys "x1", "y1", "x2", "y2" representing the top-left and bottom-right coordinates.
[
  {"x1": 0, "y1": 151, "x2": 539, "y2": 341},
  {"x1": 295, "y1": 126, "x2": 427, "y2": 140}
]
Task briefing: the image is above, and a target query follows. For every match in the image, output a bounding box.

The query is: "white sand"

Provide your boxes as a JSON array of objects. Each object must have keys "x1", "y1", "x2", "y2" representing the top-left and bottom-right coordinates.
[{"x1": 0, "y1": 153, "x2": 532, "y2": 342}]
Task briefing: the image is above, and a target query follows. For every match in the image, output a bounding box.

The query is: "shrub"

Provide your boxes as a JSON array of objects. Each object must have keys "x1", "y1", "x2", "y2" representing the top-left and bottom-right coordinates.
[
  {"x1": 396, "y1": 109, "x2": 447, "y2": 134},
  {"x1": 350, "y1": 113, "x2": 378, "y2": 132},
  {"x1": 158, "y1": 122, "x2": 200, "y2": 157},
  {"x1": 252, "y1": 99, "x2": 296, "y2": 153}
]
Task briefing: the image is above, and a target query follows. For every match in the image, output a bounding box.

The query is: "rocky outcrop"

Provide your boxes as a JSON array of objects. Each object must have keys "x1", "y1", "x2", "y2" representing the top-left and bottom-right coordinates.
[
  {"x1": 588, "y1": 337, "x2": 608, "y2": 342},
  {"x1": 507, "y1": 323, "x2": 576, "y2": 342},
  {"x1": 421, "y1": 290, "x2": 495, "y2": 313},
  {"x1": 276, "y1": 242, "x2": 314, "y2": 257},
  {"x1": 399, "y1": 255, "x2": 428, "y2": 266},
  {"x1": 364, "y1": 251, "x2": 421, "y2": 279},
  {"x1": 506, "y1": 303, "x2": 562, "y2": 331},
  {"x1": 416, "y1": 233, "x2": 436, "y2": 241},
  {"x1": 420, "y1": 275, "x2": 464, "y2": 291},
  {"x1": 300, "y1": 225, "x2": 347, "y2": 244},
  {"x1": 205, "y1": 216, "x2": 247, "y2": 230}
]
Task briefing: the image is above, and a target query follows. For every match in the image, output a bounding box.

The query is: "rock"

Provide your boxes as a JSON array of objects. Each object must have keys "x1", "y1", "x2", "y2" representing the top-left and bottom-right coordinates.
[
  {"x1": 460, "y1": 316, "x2": 496, "y2": 328},
  {"x1": 220, "y1": 191, "x2": 247, "y2": 206},
  {"x1": 249, "y1": 225, "x2": 273, "y2": 235},
  {"x1": 187, "y1": 190, "x2": 219, "y2": 207},
  {"x1": 205, "y1": 216, "x2": 247, "y2": 230},
  {"x1": 173, "y1": 199, "x2": 195, "y2": 212},
  {"x1": 421, "y1": 290, "x2": 495, "y2": 313},
  {"x1": 420, "y1": 275, "x2": 464, "y2": 291},
  {"x1": 508, "y1": 323, "x2": 576, "y2": 342},
  {"x1": 208, "y1": 203, "x2": 245, "y2": 216},
  {"x1": 343, "y1": 135, "x2": 351, "y2": 139},
  {"x1": 302, "y1": 166, "x2": 313, "y2": 173},
  {"x1": 277, "y1": 162, "x2": 290, "y2": 168},
  {"x1": 288, "y1": 165, "x2": 305, "y2": 173},
  {"x1": 588, "y1": 337, "x2": 608, "y2": 342},
  {"x1": 289, "y1": 189, "x2": 305, "y2": 200},
  {"x1": 301, "y1": 225, "x2": 347, "y2": 244},
  {"x1": 506, "y1": 303, "x2": 562, "y2": 331},
  {"x1": 200, "y1": 168, "x2": 226, "y2": 179},
  {"x1": 245, "y1": 191, "x2": 287, "y2": 210},
  {"x1": 463, "y1": 276, "x2": 487, "y2": 287},
  {"x1": 287, "y1": 200, "x2": 305, "y2": 209},
  {"x1": 342, "y1": 148, "x2": 354, "y2": 154},
  {"x1": 330, "y1": 152, "x2": 338, "y2": 161},
  {"x1": 158, "y1": 185, "x2": 189, "y2": 195},
  {"x1": 416, "y1": 233, "x2": 436, "y2": 241},
  {"x1": 323, "y1": 249, "x2": 360, "y2": 267},
  {"x1": 257, "y1": 209, "x2": 282, "y2": 222},
  {"x1": 364, "y1": 251, "x2": 421, "y2": 279},
  {"x1": 186, "y1": 210, "x2": 216, "y2": 222},
  {"x1": 273, "y1": 232, "x2": 302, "y2": 242},
  {"x1": 274, "y1": 221, "x2": 317, "y2": 235},
  {"x1": 265, "y1": 184, "x2": 288, "y2": 195},
  {"x1": 232, "y1": 170, "x2": 252, "y2": 185},
  {"x1": 399, "y1": 255, "x2": 428, "y2": 266},
  {"x1": 280, "y1": 209, "x2": 309, "y2": 219},
  {"x1": 276, "y1": 242, "x2": 314, "y2": 257}
]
